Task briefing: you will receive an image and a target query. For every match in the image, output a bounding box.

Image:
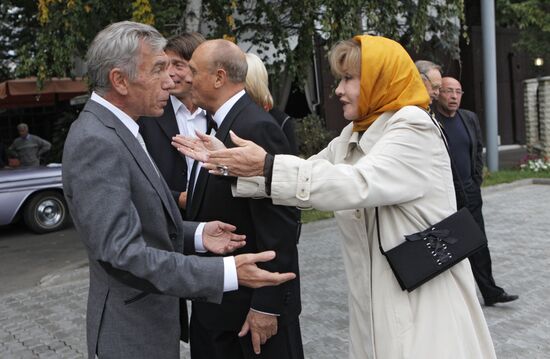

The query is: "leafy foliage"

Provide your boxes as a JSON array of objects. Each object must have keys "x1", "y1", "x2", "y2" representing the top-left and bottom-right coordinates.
[
  {"x1": 131, "y1": 0, "x2": 155, "y2": 25},
  {"x1": 7, "y1": 0, "x2": 465, "y2": 93},
  {"x1": 0, "y1": 0, "x2": 38, "y2": 82},
  {"x1": 202, "y1": 0, "x2": 465, "y2": 105},
  {"x1": 295, "y1": 113, "x2": 333, "y2": 158},
  {"x1": 496, "y1": 0, "x2": 550, "y2": 58},
  {"x1": 10, "y1": 0, "x2": 186, "y2": 85},
  {"x1": 15, "y1": 1, "x2": 134, "y2": 86}
]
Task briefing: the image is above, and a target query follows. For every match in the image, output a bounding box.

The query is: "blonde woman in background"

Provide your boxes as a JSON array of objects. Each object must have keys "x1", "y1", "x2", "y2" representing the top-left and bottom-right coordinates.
[{"x1": 245, "y1": 53, "x2": 298, "y2": 155}]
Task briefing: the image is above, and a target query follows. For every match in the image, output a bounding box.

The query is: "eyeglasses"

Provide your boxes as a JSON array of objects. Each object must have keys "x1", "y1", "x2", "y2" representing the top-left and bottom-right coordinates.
[
  {"x1": 420, "y1": 73, "x2": 441, "y2": 91},
  {"x1": 440, "y1": 88, "x2": 464, "y2": 95}
]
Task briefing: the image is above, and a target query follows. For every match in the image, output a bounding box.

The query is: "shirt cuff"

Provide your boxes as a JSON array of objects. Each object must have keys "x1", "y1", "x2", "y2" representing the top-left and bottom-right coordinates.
[
  {"x1": 250, "y1": 308, "x2": 280, "y2": 316},
  {"x1": 194, "y1": 222, "x2": 206, "y2": 253},
  {"x1": 223, "y1": 256, "x2": 239, "y2": 292}
]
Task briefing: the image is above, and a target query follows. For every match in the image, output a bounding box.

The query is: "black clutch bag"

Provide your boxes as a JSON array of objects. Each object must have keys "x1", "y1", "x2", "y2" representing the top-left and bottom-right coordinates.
[
  {"x1": 373, "y1": 108, "x2": 487, "y2": 292},
  {"x1": 376, "y1": 205, "x2": 487, "y2": 292}
]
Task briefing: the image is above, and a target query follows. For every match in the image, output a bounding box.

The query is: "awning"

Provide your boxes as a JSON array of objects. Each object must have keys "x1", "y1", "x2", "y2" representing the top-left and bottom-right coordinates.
[{"x1": 0, "y1": 77, "x2": 89, "y2": 109}]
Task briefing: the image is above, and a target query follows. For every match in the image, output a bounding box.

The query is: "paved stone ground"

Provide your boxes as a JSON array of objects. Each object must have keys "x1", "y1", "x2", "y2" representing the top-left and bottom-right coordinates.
[{"x1": 1, "y1": 181, "x2": 549, "y2": 358}]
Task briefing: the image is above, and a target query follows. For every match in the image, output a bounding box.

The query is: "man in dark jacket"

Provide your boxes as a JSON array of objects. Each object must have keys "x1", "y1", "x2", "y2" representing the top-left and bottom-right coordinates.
[
  {"x1": 435, "y1": 76, "x2": 518, "y2": 307},
  {"x1": 184, "y1": 39, "x2": 303, "y2": 359},
  {"x1": 138, "y1": 32, "x2": 207, "y2": 211}
]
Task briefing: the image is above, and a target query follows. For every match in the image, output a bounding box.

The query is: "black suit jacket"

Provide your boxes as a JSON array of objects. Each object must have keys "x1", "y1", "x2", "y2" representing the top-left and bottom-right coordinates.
[
  {"x1": 138, "y1": 102, "x2": 188, "y2": 204},
  {"x1": 188, "y1": 93, "x2": 302, "y2": 331},
  {"x1": 457, "y1": 109, "x2": 484, "y2": 186},
  {"x1": 269, "y1": 108, "x2": 299, "y2": 155}
]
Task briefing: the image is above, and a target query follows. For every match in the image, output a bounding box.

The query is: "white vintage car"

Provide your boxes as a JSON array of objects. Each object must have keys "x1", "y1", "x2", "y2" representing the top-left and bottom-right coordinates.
[{"x1": 0, "y1": 164, "x2": 70, "y2": 233}]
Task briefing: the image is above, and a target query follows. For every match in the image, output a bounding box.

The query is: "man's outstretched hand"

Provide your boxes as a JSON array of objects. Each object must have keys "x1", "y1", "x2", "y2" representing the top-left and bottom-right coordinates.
[
  {"x1": 202, "y1": 221, "x2": 246, "y2": 254},
  {"x1": 235, "y1": 251, "x2": 296, "y2": 288}
]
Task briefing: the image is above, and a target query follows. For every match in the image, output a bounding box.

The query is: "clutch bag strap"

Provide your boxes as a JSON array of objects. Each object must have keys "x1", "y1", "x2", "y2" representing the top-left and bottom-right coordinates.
[{"x1": 375, "y1": 207, "x2": 386, "y2": 256}]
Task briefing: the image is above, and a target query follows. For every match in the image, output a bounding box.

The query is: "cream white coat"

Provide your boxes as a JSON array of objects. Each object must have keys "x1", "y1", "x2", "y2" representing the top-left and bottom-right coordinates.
[{"x1": 234, "y1": 106, "x2": 496, "y2": 359}]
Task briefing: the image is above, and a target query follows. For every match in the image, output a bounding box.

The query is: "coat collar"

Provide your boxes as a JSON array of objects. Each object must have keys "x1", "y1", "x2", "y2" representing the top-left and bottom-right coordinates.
[{"x1": 340, "y1": 110, "x2": 397, "y2": 161}]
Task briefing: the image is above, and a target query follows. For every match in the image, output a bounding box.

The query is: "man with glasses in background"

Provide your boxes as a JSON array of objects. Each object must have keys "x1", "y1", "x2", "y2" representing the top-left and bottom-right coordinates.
[
  {"x1": 435, "y1": 76, "x2": 518, "y2": 307},
  {"x1": 415, "y1": 60, "x2": 442, "y2": 105}
]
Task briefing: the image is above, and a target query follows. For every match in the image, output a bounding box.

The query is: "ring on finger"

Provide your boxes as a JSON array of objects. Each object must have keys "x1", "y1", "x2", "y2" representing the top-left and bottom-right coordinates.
[{"x1": 217, "y1": 164, "x2": 229, "y2": 176}]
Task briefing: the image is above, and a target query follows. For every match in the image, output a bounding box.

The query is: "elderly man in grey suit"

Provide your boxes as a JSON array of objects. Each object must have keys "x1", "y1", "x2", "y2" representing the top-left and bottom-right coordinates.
[{"x1": 62, "y1": 21, "x2": 295, "y2": 359}]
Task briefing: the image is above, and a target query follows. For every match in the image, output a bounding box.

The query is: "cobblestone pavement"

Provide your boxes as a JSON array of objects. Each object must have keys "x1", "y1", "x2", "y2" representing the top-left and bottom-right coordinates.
[{"x1": 1, "y1": 181, "x2": 549, "y2": 358}]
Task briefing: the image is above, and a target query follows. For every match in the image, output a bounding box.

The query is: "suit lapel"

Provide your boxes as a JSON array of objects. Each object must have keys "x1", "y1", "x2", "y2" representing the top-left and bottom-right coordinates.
[
  {"x1": 186, "y1": 166, "x2": 209, "y2": 220},
  {"x1": 86, "y1": 101, "x2": 177, "y2": 226},
  {"x1": 156, "y1": 102, "x2": 180, "y2": 140},
  {"x1": 186, "y1": 94, "x2": 251, "y2": 220},
  {"x1": 214, "y1": 93, "x2": 251, "y2": 144}
]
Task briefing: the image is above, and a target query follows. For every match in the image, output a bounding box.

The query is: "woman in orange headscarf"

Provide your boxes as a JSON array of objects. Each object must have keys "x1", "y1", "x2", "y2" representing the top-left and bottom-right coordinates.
[{"x1": 173, "y1": 35, "x2": 496, "y2": 359}]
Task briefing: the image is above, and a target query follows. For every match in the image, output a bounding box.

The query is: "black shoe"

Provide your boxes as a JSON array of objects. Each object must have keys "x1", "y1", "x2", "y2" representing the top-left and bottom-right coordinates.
[{"x1": 484, "y1": 292, "x2": 519, "y2": 306}]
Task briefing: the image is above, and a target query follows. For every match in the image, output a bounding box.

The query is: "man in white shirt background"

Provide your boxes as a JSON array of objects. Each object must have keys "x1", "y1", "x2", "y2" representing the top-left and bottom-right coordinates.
[{"x1": 138, "y1": 32, "x2": 209, "y2": 211}]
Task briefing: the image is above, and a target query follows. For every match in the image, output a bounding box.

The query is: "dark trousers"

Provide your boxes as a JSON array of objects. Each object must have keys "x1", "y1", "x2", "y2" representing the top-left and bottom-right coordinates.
[
  {"x1": 190, "y1": 311, "x2": 304, "y2": 359},
  {"x1": 464, "y1": 181, "x2": 504, "y2": 301}
]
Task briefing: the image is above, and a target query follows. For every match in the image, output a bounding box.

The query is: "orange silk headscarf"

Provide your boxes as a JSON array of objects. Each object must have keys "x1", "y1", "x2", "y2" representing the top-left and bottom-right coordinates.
[{"x1": 351, "y1": 35, "x2": 430, "y2": 132}]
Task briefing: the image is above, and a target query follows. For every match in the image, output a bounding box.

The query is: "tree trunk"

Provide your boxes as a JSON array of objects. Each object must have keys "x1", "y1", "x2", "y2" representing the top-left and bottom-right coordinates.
[{"x1": 184, "y1": 0, "x2": 202, "y2": 33}]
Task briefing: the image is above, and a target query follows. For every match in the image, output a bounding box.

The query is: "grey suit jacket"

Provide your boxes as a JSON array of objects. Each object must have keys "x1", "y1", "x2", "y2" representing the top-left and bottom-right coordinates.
[{"x1": 62, "y1": 100, "x2": 225, "y2": 359}]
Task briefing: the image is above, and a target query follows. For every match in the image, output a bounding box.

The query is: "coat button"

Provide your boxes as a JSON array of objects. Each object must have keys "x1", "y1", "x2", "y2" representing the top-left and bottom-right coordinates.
[
  {"x1": 355, "y1": 210, "x2": 362, "y2": 219},
  {"x1": 169, "y1": 233, "x2": 177, "y2": 240}
]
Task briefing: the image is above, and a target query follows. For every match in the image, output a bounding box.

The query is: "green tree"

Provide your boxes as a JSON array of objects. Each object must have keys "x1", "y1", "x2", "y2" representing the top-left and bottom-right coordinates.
[
  {"x1": 497, "y1": 0, "x2": 550, "y2": 58},
  {"x1": 132, "y1": 0, "x2": 155, "y2": 25},
  {"x1": 12, "y1": 0, "x2": 465, "y2": 94},
  {"x1": 202, "y1": 0, "x2": 464, "y2": 107},
  {"x1": 0, "y1": 0, "x2": 38, "y2": 82},
  {"x1": 13, "y1": 0, "x2": 185, "y2": 85}
]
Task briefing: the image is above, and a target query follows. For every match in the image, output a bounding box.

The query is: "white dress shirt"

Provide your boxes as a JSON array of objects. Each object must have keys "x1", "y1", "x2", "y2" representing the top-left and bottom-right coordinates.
[
  {"x1": 170, "y1": 95, "x2": 207, "y2": 182},
  {"x1": 212, "y1": 89, "x2": 246, "y2": 129},
  {"x1": 90, "y1": 92, "x2": 238, "y2": 292}
]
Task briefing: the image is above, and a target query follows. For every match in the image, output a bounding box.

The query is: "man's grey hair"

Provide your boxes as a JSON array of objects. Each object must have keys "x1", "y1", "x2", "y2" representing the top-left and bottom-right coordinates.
[
  {"x1": 86, "y1": 21, "x2": 166, "y2": 95},
  {"x1": 415, "y1": 60, "x2": 442, "y2": 79},
  {"x1": 17, "y1": 123, "x2": 28, "y2": 131}
]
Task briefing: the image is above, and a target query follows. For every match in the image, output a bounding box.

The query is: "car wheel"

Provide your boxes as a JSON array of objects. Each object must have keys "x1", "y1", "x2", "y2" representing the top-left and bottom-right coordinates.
[{"x1": 23, "y1": 191, "x2": 69, "y2": 233}]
